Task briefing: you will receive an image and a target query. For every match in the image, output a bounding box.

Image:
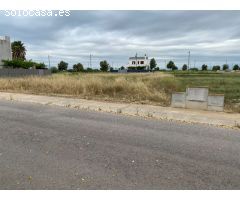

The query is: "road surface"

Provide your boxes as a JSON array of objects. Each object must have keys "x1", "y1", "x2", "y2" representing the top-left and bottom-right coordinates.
[{"x1": 0, "y1": 100, "x2": 239, "y2": 189}]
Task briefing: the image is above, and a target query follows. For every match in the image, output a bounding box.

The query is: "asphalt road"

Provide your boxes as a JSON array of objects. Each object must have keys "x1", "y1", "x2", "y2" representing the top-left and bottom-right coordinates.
[{"x1": 0, "y1": 100, "x2": 240, "y2": 189}]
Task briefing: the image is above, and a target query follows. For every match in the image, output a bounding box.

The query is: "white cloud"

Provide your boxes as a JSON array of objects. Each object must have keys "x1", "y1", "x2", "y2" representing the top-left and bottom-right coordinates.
[{"x1": 1, "y1": 10, "x2": 240, "y2": 68}]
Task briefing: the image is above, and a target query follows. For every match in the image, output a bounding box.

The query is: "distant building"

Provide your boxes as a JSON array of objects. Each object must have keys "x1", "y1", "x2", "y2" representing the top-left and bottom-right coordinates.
[
  {"x1": 0, "y1": 36, "x2": 12, "y2": 67},
  {"x1": 128, "y1": 54, "x2": 149, "y2": 69}
]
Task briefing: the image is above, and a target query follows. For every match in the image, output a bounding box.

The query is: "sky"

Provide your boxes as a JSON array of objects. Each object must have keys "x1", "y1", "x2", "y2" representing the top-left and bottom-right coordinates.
[{"x1": 1, "y1": 10, "x2": 240, "y2": 69}]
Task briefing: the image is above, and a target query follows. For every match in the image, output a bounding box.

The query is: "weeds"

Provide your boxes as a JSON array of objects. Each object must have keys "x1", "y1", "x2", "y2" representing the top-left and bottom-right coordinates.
[{"x1": 0, "y1": 71, "x2": 239, "y2": 112}]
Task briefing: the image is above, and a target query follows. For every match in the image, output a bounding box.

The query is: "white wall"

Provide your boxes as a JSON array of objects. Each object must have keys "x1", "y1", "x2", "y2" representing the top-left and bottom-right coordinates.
[
  {"x1": 128, "y1": 57, "x2": 149, "y2": 67},
  {"x1": 0, "y1": 36, "x2": 12, "y2": 67}
]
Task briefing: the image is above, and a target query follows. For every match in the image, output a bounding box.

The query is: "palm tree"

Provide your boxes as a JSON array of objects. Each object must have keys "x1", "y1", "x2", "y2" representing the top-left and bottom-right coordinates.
[{"x1": 11, "y1": 41, "x2": 26, "y2": 60}]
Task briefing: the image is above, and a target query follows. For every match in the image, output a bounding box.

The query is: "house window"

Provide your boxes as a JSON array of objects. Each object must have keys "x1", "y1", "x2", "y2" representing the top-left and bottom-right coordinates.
[
  {"x1": 140, "y1": 61, "x2": 144, "y2": 64},
  {"x1": 132, "y1": 61, "x2": 135, "y2": 64},
  {"x1": 138, "y1": 61, "x2": 140, "y2": 64}
]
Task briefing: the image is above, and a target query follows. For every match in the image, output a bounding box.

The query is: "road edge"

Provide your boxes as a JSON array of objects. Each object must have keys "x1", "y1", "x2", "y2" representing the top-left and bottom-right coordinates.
[{"x1": 0, "y1": 92, "x2": 239, "y2": 130}]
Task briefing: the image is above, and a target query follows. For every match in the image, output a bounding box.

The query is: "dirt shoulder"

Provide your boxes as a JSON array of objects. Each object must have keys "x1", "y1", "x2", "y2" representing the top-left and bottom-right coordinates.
[{"x1": 0, "y1": 92, "x2": 239, "y2": 129}]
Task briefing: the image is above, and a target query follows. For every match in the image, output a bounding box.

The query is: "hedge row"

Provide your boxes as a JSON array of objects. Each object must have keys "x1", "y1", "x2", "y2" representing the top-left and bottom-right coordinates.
[{"x1": 2, "y1": 59, "x2": 47, "y2": 69}]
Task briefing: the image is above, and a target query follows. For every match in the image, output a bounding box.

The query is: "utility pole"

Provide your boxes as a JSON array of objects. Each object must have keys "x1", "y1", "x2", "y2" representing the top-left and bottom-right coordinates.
[
  {"x1": 135, "y1": 53, "x2": 138, "y2": 67},
  {"x1": 90, "y1": 54, "x2": 92, "y2": 68},
  {"x1": 187, "y1": 51, "x2": 191, "y2": 70},
  {"x1": 48, "y1": 55, "x2": 51, "y2": 68}
]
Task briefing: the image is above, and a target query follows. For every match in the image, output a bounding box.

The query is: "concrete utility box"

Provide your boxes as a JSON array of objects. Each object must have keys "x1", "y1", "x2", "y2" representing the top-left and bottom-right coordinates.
[
  {"x1": 171, "y1": 92, "x2": 186, "y2": 108},
  {"x1": 208, "y1": 95, "x2": 224, "y2": 112},
  {"x1": 186, "y1": 87, "x2": 208, "y2": 110},
  {"x1": 171, "y1": 87, "x2": 225, "y2": 112}
]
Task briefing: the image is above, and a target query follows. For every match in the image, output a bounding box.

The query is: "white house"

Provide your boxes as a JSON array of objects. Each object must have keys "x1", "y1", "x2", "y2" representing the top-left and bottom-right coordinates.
[
  {"x1": 128, "y1": 54, "x2": 149, "y2": 69},
  {"x1": 0, "y1": 36, "x2": 12, "y2": 67}
]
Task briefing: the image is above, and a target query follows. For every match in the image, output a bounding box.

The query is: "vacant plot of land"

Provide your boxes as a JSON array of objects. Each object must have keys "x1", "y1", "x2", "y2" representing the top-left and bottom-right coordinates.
[{"x1": 0, "y1": 71, "x2": 239, "y2": 112}]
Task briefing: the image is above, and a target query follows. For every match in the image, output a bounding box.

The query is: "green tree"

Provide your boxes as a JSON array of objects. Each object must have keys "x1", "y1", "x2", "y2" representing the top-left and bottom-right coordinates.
[
  {"x1": 58, "y1": 61, "x2": 68, "y2": 71},
  {"x1": 212, "y1": 65, "x2": 220, "y2": 71},
  {"x1": 166, "y1": 60, "x2": 176, "y2": 70},
  {"x1": 222, "y1": 64, "x2": 229, "y2": 71},
  {"x1": 100, "y1": 60, "x2": 109, "y2": 72},
  {"x1": 172, "y1": 66, "x2": 178, "y2": 71},
  {"x1": 201, "y1": 64, "x2": 208, "y2": 71},
  {"x1": 182, "y1": 64, "x2": 187, "y2": 71},
  {"x1": 73, "y1": 63, "x2": 84, "y2": 72},
  {"x1": 150, "y1": 58, "x2": 157, "y2": 70},
  {"x1": 11, "y1": 41, "x2": 26, "y2": 60},
  {"x1": 120, "y1": 66, "x2": 125, "y2": 70},
  {"x1": 233, "y1": 64, "x2": 239, "y2": 70}
]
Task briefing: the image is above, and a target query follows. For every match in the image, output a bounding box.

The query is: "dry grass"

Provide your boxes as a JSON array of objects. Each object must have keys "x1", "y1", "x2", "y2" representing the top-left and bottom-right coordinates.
[
  {"x1": 0, "y1": 71, "x2": 239, "y2": 112},
  {"x1": 0, "y1": 72, "x2": 177, "y2": 106}
]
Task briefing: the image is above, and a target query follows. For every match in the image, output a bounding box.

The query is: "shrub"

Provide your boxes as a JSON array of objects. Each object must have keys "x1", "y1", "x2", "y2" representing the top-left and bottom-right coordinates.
[
  {"x1": 58, "y1": 61, "x2": 68, "y2": 71},
  {"x1": 212, "y1": 65, "x2": 221, "y2": 71},
  {"x1": 128, "y1": 66, "x2": 146, "y2": 70},
  {"x1": 67, "y1": 69, "x2": 75, "y2": 73},
  {"x1": 73, "y1": 63, "x2": 84, "y2": 72},
  {"x1": 93, "y1": 69, "x2": 100, "y2": 72},
  {"x1": 50, "y1": 67, "x2": 58, "y2": 73},
  {"x1": 222, "y1": 64, "x2": 229, "y2": 71},
  {"x1": 233, "y1": 64, "x2": 239, "y2": 71},
  {"x1": 100, "y1": 60, "x2": 109, "y2": 72},
  {"x1": 35, "y1": 63, "x2": 46, "y2": 69},
  {"x1": 150, "y1": 58, "x2": 157, "y2": 70},
  {"x1": 86, "y1": 68, "x2": 94, "y2": 72},
  {"x1": 2, "y1": 59, "x2": 39, "y2": 69},
  {"x1": 136, "y1": 66, "x2": 146, "y2": 70},
  {"x1": 182, "y1": 64, "x2": 187, "y2": 71},
  {"x1": 189, "y1": 68, "x2": 199, "y2": 71},
  {"x1": 172, "y1": 66, "x2": 178, "y2": 71},
  {"x1": 128, "y1": 66, "x2": 136, "y2": 70},
  {"x1": 201, "y1": 64, "x2": 208, "y2": 71},
  {"x1": 167, "y1": 61, "x2": 176, "y2": 70}
]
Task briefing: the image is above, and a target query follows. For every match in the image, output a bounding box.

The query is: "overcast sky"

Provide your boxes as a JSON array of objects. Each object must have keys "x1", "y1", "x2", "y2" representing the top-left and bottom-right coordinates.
[{"x1": 1, "y1": 10, "x2": 240, "y2": 69}]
